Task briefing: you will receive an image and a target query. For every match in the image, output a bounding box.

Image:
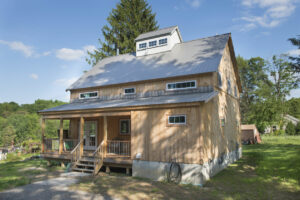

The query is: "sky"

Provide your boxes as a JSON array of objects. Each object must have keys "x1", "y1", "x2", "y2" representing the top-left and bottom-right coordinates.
[{"x1": 0, "y1": 0, "x2": 300, "y2": 104}]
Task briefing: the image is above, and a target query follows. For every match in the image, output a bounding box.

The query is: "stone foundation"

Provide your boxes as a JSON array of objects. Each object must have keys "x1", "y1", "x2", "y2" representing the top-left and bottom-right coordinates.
[{"x1": 132, "y1": 147, "x2": 242, "y2": 186}]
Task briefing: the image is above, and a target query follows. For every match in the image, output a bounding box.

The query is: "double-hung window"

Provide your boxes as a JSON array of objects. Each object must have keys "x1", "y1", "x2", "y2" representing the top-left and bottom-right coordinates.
[{"x1": 120, "y1": 119, "x2": 131, "y2": 135}]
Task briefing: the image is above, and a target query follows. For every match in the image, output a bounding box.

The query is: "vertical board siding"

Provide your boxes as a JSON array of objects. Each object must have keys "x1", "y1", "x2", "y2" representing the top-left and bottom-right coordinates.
[{"x1": 131, "y1": 106, "x2": 202, "y2": 164}]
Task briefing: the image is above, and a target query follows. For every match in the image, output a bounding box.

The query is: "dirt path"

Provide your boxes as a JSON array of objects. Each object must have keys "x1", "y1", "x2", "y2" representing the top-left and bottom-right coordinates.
[{"x1": 0, "y1": 172, "x2": 111, "y2": 200}]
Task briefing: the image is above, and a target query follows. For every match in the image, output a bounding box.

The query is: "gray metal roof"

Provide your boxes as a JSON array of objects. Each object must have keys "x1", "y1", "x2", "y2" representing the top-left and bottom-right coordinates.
[
  {"x1": 68, "y1": 33, "x2": 230, "y2": 91},
  {"x1": 39, "y1": 91, "x2": 218, "y2": 113},
  {"x1": 135, "y1": 26, "x2": 179, "y2": 41}
]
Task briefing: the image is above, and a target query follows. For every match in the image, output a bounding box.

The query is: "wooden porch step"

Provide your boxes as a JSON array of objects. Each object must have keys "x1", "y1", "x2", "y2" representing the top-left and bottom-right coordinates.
[
  {"x1": 78, "y1": 159, "x2": 95, "y2": 163},
  {"x1": 75, "y1": 163, "x2": 94, "y2": 168},
  {"x1": 72, "y1": 168, "x2": 94, "y2": 173}
]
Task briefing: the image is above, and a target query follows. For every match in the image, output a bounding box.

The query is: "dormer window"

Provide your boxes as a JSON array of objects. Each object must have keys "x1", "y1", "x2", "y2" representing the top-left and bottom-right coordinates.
[
  {"x1": 149, "y1": 41, "x2": 157, "y2": 47},
  {"x1": 79, "y1": 91, "x2": 98, "y2": 99},
  {"x1": 159, "y1": 38, "x2": 167, "y2": 45},
  {"x1": 139, "y1": 43, "x2": 147, "y2": 49}
]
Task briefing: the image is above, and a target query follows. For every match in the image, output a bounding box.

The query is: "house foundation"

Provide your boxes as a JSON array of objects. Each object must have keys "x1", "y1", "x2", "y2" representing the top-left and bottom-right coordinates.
[{"x1": 132, "y1": 147, "x2": 242, "y2": 186}]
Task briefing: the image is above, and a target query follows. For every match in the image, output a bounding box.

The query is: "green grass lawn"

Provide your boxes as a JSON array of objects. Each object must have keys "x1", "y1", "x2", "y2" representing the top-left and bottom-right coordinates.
[
  {"x1": 71, "y1": 136, "x2": 300, "y2": 200},
  {"x1": 0, "y1": 153, "x2": 64, "y2": 191}
]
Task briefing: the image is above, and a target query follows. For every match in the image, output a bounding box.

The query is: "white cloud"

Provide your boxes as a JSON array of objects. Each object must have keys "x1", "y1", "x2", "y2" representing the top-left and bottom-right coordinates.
[
  {"x1": 56, "y1": 48, "x2": 85, "y2": 61},
  {"x1": 0, "y1": 40, "x2": 53, "y2": 58},
  {"x1": 239, "y1": 0, "x2": 298, "y2": 30},
  {"x1": 42, "y1": 51, "x2": 51, "y2": 56},
  {"x1": 287, "y1": 49, "x2": 300, "y2": 56},
  {"x1": 54, "y1": 77, "x2": 78, "y2": 87},
  {"x1": 30, "y1": 73, "x2": 39, "y2": 80},
  {"x1": 0, "y1": 40, "x2": 34, "y2": 57},
  {"x1": 83, "y1": 45, "x2": 96, "y2": 53},
  {"x1": 56, "y1": 45, "x2": 96, "y2": 61},
  {"x1": 185, "y1": 0, "x2": 202, "y2": 8}
]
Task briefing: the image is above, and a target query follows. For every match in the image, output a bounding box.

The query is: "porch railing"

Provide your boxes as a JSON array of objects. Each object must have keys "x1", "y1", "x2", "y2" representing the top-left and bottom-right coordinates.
[
  {"x1": 71, "y1": 139, "x2": 84, "y2": 163},
  {"x1": 44, "y1": 138, "x2": 78, "y2": 152},
  {"x1": 107, "y1": 140, "x2": 131, "y2": 157}
]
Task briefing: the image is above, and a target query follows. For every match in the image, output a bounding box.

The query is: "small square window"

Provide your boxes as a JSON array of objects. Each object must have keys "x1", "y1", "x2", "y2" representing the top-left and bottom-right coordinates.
[
  {"x1": 139, "y1": 43, "x2": 146, "y2": 49},
  {"x1": 120, "y1": 119, "x2": 130, "y2": 135},
  {"x1": 149, "y1": 40, "x2": 157, "y2": 47},
  {"x1": 159, "y1": 38, "x2": 167, "y2": 45}
]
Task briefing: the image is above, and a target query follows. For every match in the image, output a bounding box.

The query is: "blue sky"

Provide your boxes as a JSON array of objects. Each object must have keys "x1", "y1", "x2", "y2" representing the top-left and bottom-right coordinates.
[{"x1": 0, "y1": 0, "x2": 299, "y2": 104}]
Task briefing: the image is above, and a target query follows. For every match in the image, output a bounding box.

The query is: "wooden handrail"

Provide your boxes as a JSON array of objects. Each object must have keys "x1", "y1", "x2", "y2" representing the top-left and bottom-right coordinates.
[
  {"x1": 93, "y1": 141, "x2": 105, "y2": 175},
  {"x1": 71, "y1": 139, "x2": 84, "y2": 164},
  {"x1": 71, "y1": 139, "x2": 83, "y2": 154}
]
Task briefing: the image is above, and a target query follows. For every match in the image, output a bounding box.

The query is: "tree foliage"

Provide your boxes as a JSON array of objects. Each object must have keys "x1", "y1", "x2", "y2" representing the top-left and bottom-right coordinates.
[
  {"x1": 86, "y1": 0, "x2": 159, "y2": 66},
  {"x1": 237, "y1": 55, "x2": 299, "y2": 133},
  {"x1": 288, "y1": 35, "x2": 300, "y2": 73},
  {"x1": 0, "y1": 100, "x2": 66, "y2": 146}
]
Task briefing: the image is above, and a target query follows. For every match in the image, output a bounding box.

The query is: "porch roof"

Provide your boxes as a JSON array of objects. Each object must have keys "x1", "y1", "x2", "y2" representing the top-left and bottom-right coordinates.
[{"x1": 39, "y1": 91, "x2": 218, "y2": 113}]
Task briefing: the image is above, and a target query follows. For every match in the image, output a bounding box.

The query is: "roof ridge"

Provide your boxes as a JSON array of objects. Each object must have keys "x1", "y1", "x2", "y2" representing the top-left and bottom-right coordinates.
[
  {"x1": 138, "y1": 25, "x2": 178, "y2": 36},
  {"x1": 180, "y1": 33, "x2": 231, "y2": 45}
]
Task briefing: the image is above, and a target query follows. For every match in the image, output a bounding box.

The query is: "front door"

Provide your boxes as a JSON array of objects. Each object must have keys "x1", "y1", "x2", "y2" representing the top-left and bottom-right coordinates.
[{"x1": 83, "y1": 121, "x2": 97, "y2": 150}]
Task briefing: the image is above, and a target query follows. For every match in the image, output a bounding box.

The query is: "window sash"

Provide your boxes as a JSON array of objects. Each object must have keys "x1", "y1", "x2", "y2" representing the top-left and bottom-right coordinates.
[
  {"x1": 79, "y1": 91, "x2": 98, "y2": 99},
  {"x1": 168, "y1": 115, "x2": 186, "y2": 125},
  {"x1": 159, "y1": 38, "x2": 167, "y2": 45},
  {"x1": 120, "y1": 119, "x2": 131, "y2": 134},
  {"x1": 124, "y1": 88, "x2": 135, "y2": 94},
  {"x1": 149, "y1": 41, "x2": 157, "y2": 47},
  {"x1": 166, "y1": 80, "x2": 196, "y2": 90},
  {"x1": 139, "y1": 43, "x2": 146, "y2": 49}
]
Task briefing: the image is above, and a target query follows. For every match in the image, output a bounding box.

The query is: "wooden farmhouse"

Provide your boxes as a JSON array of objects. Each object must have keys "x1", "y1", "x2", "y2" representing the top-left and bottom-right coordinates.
[{"x1": 39, "y1": 26, "x2": 242, "y2": 185}]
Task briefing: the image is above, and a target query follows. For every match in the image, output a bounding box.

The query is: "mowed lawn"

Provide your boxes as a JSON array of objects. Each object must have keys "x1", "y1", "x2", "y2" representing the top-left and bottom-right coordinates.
[
  {"x1": 0, "y1": 153, "x2": 64, "y2": 191},
  {"x1": 71, "y1": 136, "x2": 300, "y2": 200}
]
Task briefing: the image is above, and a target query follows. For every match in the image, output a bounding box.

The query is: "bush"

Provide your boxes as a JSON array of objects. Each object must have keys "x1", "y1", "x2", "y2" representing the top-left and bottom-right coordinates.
[
  {"x1": 285, "y1": 122, "x2": 296, "y2": 135},
  {"x1": 296, "y1": 123, "x2": 300, "y2": 135}
]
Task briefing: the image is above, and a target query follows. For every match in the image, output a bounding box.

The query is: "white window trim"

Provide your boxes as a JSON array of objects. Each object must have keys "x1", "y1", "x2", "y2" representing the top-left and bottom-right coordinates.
[
  {"x1": 149, "y1": 40, "x2": 157, "y2": 47},
  {"x1": 168, "y1": 115, "x2": 187, "y2": 125},
  {"x1": 79, "y1": 91, "x2": 99, "y2": 99},
  {"x1": 139, "y1": 42, "x2": 147, "y2": 50},
  {"x1": 124, "y1": 87, "x2": 136, "y2": 95},
  {"x1": 119, "y1": 119, "x2": 131, "y2": 135},
  {"x1": 159, "y1": 38, "x2": 168, "y2": 46},
  {"x1": 166, "y1": 80, "x2": 197, "y2": 91}
]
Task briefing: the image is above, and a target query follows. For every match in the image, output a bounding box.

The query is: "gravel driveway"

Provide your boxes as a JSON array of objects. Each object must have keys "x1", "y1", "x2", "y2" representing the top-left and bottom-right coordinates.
[{"x1": 0, "y1": 172, "x2": 110, "y2": 200}]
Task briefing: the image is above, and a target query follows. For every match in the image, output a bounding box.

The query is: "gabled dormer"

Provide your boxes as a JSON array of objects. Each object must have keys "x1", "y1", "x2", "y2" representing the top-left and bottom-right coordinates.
[{"x1": 135, "y1": 26, "x2": 183, "y2": 57}]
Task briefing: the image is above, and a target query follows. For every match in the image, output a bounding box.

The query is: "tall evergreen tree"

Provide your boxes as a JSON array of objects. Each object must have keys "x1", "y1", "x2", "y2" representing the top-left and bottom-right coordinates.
[
  {"x1": 87, "y1": 0, "x2": 159, "y2": 66},
  {"x1": 288, "y1": 35, "x2": 300, "y2": 73}
]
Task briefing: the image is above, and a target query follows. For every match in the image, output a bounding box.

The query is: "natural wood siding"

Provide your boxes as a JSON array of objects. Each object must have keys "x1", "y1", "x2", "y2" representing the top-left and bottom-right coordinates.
[
  {"x1": 131, "y1": 106, "x2": 202, "y2": 164},
  {"x1": 70, "y1": 73, "x2": 213, "y2": 100},
  {"x1": 107, "y1": 116, "x2": 131, "y2": 141}
]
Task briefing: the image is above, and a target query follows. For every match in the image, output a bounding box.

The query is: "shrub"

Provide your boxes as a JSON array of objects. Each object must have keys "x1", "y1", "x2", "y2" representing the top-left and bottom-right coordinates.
[
  {"x1": 296, "y1": 123, "x2": 300, "y2": 135},
  {"x1": 285, "y1": 122, "x2": 296, "y2": 135}
]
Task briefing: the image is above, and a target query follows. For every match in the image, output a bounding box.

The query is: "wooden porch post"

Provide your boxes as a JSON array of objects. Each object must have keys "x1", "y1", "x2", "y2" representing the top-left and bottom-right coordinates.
[
  {"x1": 103, "y1": 116, "x2": 108, "y2": 156},
  {"x1": 59, "y1": 119, "x2": 64, "y2": 154},
  {"x1": 41, "y1": 118, "x2": 45, "y2": 153},
  {"x1": 80, "y1": 117, "x2": 84, "y2": 157}
]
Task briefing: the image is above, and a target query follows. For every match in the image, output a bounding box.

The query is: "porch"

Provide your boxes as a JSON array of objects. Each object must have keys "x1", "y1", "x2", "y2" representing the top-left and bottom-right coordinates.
[{"x1": 40, "y1": 112, "x2": 132, "y2": 174}]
